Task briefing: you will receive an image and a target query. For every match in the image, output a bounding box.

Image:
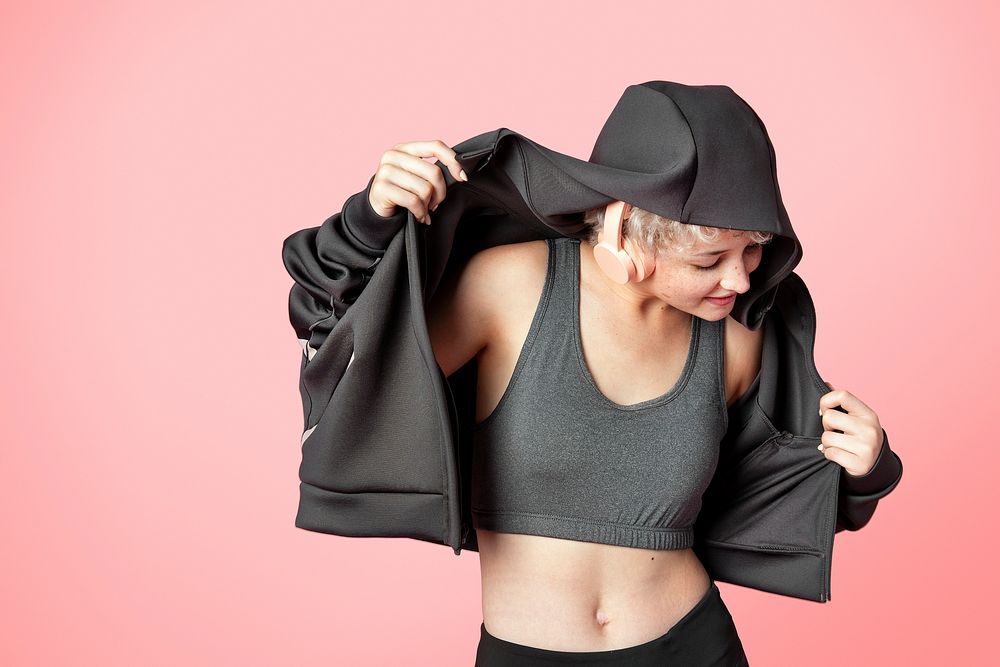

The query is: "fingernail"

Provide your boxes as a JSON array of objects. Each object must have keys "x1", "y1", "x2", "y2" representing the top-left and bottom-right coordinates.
[
  {"x1": 818, "y1": 408, "x2": 823, "y2": 417},
  {"x1": 425, "y1": 213, "x2": 432, "y2": 225},
  {"x1": 431, "y1": 202, "x2": 439, "y2": 212},
  {"x1": 817, "y1": 443, "x2": 824, "y2": 451},
  {"x1": 459, "y1": 169, "x2": 468, "y2": 182}
]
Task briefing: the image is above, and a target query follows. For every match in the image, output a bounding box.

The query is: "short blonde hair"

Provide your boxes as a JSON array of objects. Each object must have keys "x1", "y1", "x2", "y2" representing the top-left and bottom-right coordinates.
[{"x1": 582, "y1": 204, "x2": 774, "y2": 259}]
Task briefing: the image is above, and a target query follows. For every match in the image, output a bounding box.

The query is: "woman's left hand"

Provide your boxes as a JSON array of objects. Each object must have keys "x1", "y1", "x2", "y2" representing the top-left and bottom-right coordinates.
[{"x1": 817, "y1": 381, "x2": 884, "y2": 477}]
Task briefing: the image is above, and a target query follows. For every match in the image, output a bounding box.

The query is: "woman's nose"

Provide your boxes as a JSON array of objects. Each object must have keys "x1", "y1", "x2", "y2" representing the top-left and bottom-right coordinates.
[{"x1": 719, "y1": 260, "x2": 751, "y2": 293}]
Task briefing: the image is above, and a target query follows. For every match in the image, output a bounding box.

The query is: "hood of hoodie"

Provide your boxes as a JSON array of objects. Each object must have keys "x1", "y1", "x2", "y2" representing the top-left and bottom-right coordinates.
[{"x1": 446, "y1": 80, "x2": 802, "y2": 332}]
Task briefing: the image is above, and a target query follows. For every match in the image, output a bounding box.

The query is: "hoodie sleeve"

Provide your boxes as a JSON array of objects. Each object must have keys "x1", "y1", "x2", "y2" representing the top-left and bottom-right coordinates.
[
  {"x1": 835, "y1": 427, "x2": 903, "y2": 532},
  {"x1": 281, "y1": 173, "x2": 408, "y2": 351}
]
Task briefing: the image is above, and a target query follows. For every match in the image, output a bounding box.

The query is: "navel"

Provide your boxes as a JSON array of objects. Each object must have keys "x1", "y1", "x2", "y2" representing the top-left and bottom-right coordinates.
[{"x1": 595, "y1": 609, "x2": 612, "y2": 627}]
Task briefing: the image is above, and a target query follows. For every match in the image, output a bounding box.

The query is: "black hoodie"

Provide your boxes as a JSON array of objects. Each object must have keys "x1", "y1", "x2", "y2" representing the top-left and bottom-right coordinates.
[{"x1": 281, "y1": 81, "x2": 903, "y2": 602}]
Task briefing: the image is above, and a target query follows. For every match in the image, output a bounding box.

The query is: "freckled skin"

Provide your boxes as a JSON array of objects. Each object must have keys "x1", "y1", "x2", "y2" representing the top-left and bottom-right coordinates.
[{"x1": 588, "y1": 228, "x2": 766, "y2": 323}]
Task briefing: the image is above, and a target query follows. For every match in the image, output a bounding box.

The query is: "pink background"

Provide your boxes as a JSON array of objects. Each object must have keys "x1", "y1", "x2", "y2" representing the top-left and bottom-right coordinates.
[{"x1": 2, "y1": 1, "x2": 996, "y2": 664}]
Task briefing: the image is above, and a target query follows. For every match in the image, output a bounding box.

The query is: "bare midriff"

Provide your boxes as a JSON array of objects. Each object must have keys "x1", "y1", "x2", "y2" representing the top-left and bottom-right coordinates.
[{"x1": 477, "y1": 527, "x2": 712, "y2": 652}]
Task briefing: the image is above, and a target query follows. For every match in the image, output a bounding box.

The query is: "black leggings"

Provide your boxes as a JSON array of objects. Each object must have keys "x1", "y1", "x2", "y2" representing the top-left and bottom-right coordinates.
[{"x1": 474, "y1": 580, "x2": 749, "y2": 666}]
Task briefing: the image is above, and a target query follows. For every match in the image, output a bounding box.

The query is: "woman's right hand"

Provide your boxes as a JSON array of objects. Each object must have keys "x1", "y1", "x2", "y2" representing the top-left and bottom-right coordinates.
[{"x1": 368, "y1": 140, "x2": 469, "y2": 225}]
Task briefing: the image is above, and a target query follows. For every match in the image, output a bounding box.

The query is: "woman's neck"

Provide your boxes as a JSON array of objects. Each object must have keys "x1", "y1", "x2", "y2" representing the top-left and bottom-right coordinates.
[{"x1": 578, "y1": 239, "x2": 686, "y2": 329}]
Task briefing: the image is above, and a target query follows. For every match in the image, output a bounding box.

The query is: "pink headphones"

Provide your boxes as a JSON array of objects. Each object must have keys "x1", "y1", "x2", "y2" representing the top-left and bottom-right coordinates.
[{"x1": 592, "y1": 200, "x2": 655, "y2": 284}]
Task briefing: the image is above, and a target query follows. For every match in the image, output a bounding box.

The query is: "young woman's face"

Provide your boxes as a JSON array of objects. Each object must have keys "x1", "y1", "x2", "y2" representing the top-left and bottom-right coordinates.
[{"x1": 638, "y1": 230, "x2": 765, "y2": 320}]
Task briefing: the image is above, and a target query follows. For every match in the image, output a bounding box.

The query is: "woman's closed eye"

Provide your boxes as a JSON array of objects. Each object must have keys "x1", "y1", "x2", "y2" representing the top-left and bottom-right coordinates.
[{"x1": 694, "y1": 243, "x2": 763, "y2": 270}]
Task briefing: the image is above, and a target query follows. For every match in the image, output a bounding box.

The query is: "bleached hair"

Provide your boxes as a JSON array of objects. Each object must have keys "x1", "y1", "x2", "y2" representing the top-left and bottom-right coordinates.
[{"x1": 581, "y1": 204, "x2": 774, "y2": 259}]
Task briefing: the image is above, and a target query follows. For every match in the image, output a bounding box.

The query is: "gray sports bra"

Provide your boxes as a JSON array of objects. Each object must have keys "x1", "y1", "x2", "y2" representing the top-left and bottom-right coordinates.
[{"x1": 470, "y1": 236, "x2": 728, "y2": 550}]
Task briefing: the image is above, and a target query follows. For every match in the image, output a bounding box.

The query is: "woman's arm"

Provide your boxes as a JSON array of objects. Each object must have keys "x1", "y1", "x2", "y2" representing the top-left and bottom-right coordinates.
[
  {"x1": 281, "y1": 172, "x2": 408, "y2": 353},
  {"x1": 426, "y1": 246, "x2": 503, "y2": 378},
  {"x1": 281, "y1": 140, "x2": 466, "y2": 354}
]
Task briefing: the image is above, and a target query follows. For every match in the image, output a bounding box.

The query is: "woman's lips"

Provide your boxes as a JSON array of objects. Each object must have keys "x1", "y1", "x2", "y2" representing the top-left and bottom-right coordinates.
[{"x1": 705, "y1": 294, "x2": 736, "y2": 306}]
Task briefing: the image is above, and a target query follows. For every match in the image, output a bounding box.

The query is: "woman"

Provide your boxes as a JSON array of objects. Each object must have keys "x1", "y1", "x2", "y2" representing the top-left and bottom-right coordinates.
[
  {"x1": 369, "y1": 149, "x2": 766, "y2": 663},
  {"x1": 292, "y1": 82, "x2": 898, "y2": 665}
]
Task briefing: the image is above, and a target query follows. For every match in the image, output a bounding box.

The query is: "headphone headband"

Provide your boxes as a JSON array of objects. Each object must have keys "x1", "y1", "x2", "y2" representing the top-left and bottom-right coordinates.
[{"x1": 603, "y1": 200, "x2": 632, "y2": 250}]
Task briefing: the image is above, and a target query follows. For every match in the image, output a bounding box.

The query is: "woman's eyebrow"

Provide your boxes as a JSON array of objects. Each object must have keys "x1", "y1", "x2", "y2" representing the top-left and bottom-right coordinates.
[{"x1": 693, "y1": 241, "x2": 758, "y2": 257}]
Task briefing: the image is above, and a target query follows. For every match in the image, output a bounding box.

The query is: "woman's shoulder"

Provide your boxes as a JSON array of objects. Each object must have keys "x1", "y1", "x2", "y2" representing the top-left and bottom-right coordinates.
[
  {"x1": 427, "y1": 240, "x2": 549, "y2": 378},
  {"x1": 471, "y1": 239, "x2": 551, "y2": 285},
  {"x1": 467, "y1": 239, "x2": 551, "y2": 330}
]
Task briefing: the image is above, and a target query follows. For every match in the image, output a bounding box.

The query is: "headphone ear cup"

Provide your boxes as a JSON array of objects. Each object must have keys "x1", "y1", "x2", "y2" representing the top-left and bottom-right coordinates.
[
  {"x1": 623, "y1": 237, "x2": 654, "y2": 282},
  {"x1": 594, "y1": 234, "x2": 636, "y2": 284},
  {"x1": 594, "y1": 245, "x2": 636, "y2": 284}
]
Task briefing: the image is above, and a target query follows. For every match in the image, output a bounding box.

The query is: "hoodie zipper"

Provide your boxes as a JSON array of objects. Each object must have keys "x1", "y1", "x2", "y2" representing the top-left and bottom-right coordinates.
[
  {"x1": 784, "y1": 428, "x2": 836, "y2": 601},
  {"x1": 776, "y1": 429, "x2": 835, "y2": 601},
  {"x1": 443, "y1": 378, "x2": 468, "y2": 554},
  {"x1": 698, "y1": 538, "x2": 828, "y2": 601},
  {"x1": 456, "y1": 146, "x2": 496, "y2": 176},
  {"x1": 705, "y1": 429, "x2": 834, "y2": 601}
]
